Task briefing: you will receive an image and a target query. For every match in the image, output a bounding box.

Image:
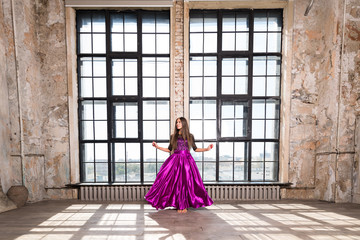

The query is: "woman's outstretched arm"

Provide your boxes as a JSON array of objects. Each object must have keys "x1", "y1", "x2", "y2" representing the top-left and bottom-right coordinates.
[
  {"x1": 152, "y1": 141, "x2": 171, "y2": 153},
  {"x1": 195, "y1": 144, "x2": 213, "y2": 152}
]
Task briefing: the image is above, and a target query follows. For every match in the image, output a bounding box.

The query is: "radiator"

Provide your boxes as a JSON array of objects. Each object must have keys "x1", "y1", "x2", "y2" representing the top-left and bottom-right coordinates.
[{"x1": 80, "y1": 185, "x2": 280, "y2": 201}]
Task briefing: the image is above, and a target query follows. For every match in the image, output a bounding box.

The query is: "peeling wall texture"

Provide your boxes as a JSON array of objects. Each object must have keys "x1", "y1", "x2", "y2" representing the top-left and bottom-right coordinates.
[{"x1": 0, "y1": 0, "x2": 359, "y2": 206}]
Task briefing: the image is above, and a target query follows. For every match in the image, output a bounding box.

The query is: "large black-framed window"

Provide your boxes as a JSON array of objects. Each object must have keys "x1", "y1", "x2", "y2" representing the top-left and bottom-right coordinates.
[
  {"x1": 189, "y1": 9, "x2": 282, "y2": 182},
  {"x1": 77, "y1": 10, "x2": 170, "y2": 183}
]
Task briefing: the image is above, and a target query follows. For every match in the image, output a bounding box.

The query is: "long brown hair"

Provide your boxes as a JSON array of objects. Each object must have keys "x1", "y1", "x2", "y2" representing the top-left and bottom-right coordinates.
[{"x1": 170, "y1": 117, "x2": 194, "y2": 150}]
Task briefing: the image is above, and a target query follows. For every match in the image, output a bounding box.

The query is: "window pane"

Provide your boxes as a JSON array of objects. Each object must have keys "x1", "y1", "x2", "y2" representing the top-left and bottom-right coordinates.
[
  {"x1": 94, "y1": 101, "x2": 107, "y2": 120},
  {"x1": 190, "y1": 77, "x2": 203, "y2": 97},
  {"x1": 268, "y1": 33, "x2": 281, "y2": 53},
  {"x1": 82, "y1": 101, "x2": 93, "y2": 120},
  {"x1": 112, "y1": 59, "x2": 124, "y2": 76},
  {"x1": 113, "y1": 78, "x2": 124, "y2": 95},
  {"x1": 190, "y1": 15, "x2": 203, "y2": 32},
  {"x1": 221, "y1": 120, "x2": 234, "y2": 137},
  {"x1": 253, "y1": 77, "x2": 265, "y2": 96},
  {"x1": 114, "y1": 103, "x2": 124, "y2": 120},
  {"x1": 254, "y1": 12, "x2": 267, "y2": 31},
  {"x1": 157, "y1": 13, "x2": 170, "y2": 33},
  {"x1": 143, "y1": 101, "x2": 156, "y2": 120},
  {"x1": 219, "y1": 162, "x2": 233, "y2": 181},
  {"x1": 204, "y1": 77, "x2": 217, "y2": 96},
  {"x1": 190, "y1": 100, "x2": 203, "y2": 119},
  {"x1": 125, "y1": 59, "x2": 137, "y2": 76},
  {"x1": 124, "y1": 14, "x2": 137, "y2": 32},
  {"x1": 95, "y1": 143, "x2": 107, "y2": 162},
  {"x1": 81, "y1": 78, "x2": 92, "y2": 97},
  {"x1": 204, "y1": 162, "x2": 216, "y2": 181},
  {"x1": 157, "y1": 121, "x2": 170, "y2": 140},
  {"x1": 111, "y1": 34, "x2": 124, "y2": 51},
  {"x1": 124, "y1": 34, "x2": 137, "y2": 51},
  {"x1": 219, "y1": 142, "x2": 233, "y2": 161},
  {"x1": 157, "y1": 34, "x2": 169, "y2": 54},
  {"x1": 222, "y1": 58, "x2": 234, "y2": 75},
  {"x1": 204, "y1": 57, "x2": 217, "y2": 76},
  {"x1": 252, "y1": 100, "x2": 265, "y2": 119},
  {"x1": 235, "y1": 77, "x2": 247, "y2": 95},
  {"x1": 204, "y1": 14, "x2": 217, "y2": 31},
  {"x1": 190, "y1": 120, "x2": 202, "y2": 140},
  {"x1": 252, "y1": 142, "x2": 264, "y2": 161},
  {"x1": 266, "y1": 120, "x2": 279, "y2": 139},
  {"x1": 143, "y1": 34, "x2": 155, "y2": 54},
  {"x1": 143, "y1": 143, "x2": 156, "y2": 162},
  {"x1": 80, "y1": 34, "x2": 91, "y2": 53},
  {"x1": 92, "y1": 14, "x2": 105, "y2": 32},
  {"x1": 235, "y1": 142, "x2": 247, "y2": 161},
  {"x1": 115, "y1": 163, "x2": 125, "y2": 182},
  {"x1": 93, "y1": 34, "x2": 106, "y2": 53},
  {"x1": 157, "y1": 58, "x2": 169, "y2": 77},
  {"x1": 204, "y1": 33, "x2": 217, "y2": 53},
  {"x1": 142, "y1": 13, "x2": 155, "y2": 33},
  {"x1": 144, "y1": 163, "x2": 156, "y2": 181},
  {"x1": 253, "y1": 56, "x2": 266, "y2": 76},
  {"x1": 114, "y1": 121, "x2": 124, "y2": 138},
  {"x1": 125, "y1": 78, "x2": 137, "y2": 95},
  {"x1": 235, "y1": 120, "x2": 246, "y2": 137},
  {"x1": 204, "y1": 142, "x2": 216, "y2": 161},
  {"x1": 222, "y1": 33, "x2": 235, "y2": 51},
  {"x1": 266, "y1": 99, "x2": 280, "y2": 119},
  {"x1": 204, "y1": 100, "x2": 216, "y2": 119},
  {"x1": 254, "y1": 33, "x2": 267, "y2": 52},
  {"x1": 236, "y1": 13, "x2": 249, "y2": 31},
  {"x1": 127, "y1": 163, "x2": 140, "y2": 182},
  {"x1": 157, "y1": 77, "x2": 169, "y2": 97},
  {"x1": 82, "y1": 143, "x2": 94, "y2": 162},
  {"x1": 235, "y1": 58, "x2": 248, "y2": 75},
  {"x1": 267, "y1": 56, "x2": 281, "y2": 75},
  {"x1": 235, "y1": 102, "x2": 247, "y2": 118},
  {"x1": 223, "y1": 13, "x2": 235, "y2": 31},
  {"x1": 190, "y1": 57, "x2": 203, "y2": 76},
  {"x1": 114, "y1": 143, "x2": 125, "y2": 162},
  {"x1": 125, "y1": 102, "x2": 138, "y2": 120},
  {"x1": 93, "y1": 58, "x2": 106, "y2": 77},
  {"x1": 95, "y1": 121, "x2": 107, "y2": 140},
  {"x1": 81, "y1": 121, "x2": 93, "y2": 140},
  {"x1": 222, "y1": 102, "x2": 234, "y2": 118},
  {"x1": 252, "y1": 120, "x2": 265, "y2": 139},
  {"x1": 268, "y1": 12, "x2": 282, "y2": 31},
  {"x1": 94, "y1": 78, "x2": 106, "y2": 97},
  {"x1": 143, "y1": 121, "x2": 156, "y2": 140},
  {"x1": 110, "y1": 14, "x2": 123, "y2": 32},
  {"x1": 80, "y1": 57, "x2": 92, "y2": 77},
  {"x1": 267, "y1": 77, "x2": 280, "y2": 96},
  {"x1": 190, "y1": 33, "x2": 203, "y2": 53},
  {"x1": 143, "y1": 78, "x2": 155, "y2": 97},
  {"x1": 95, "y1": 163, "x2": 108, "y2": 182},
  {"x1": 236, "y1": 32, "x2": 249, "y2": 51},
  {"x1": 78, "y1": 13, "x2": 91, "y2": 32},
  {"x1": 222, "y1": 77, "x2": 234, "y2": 95},
  {"x1": 157, "y1": 101, "x2": 169, "y2": 120},
  {"x1": 84, "y1": 163, "x2": 94, "y2": 182},
  {"x1": 265, "y1": 142, "x2": 278, "y2": 162},
  {"x1": 126, "y1": 143, "x2": 140, "y2": 162},
  {"x1": 196, "y1": 162, "x2": 203, "y2": 178},
  {"x1": 126, "y1": 121, "x2": 138, "y2": 138},
  {"x1": 204, "y1": 120, "x2": 216, "y2": 139},
  {"x1": 265, "y1": 162, "x2": 277, "y2": 181},
  {"x1": 251, "y1": 162, "x2": 264, "y2": 181},
  {"x1": 234, "y1": 162, "x2": 245, "y2": 181}
]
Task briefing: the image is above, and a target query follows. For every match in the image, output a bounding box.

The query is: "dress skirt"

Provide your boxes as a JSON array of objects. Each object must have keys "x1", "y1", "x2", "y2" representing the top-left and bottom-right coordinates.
[{"x1": 145, "y1": 150, "x2": 213, "y2": 210}]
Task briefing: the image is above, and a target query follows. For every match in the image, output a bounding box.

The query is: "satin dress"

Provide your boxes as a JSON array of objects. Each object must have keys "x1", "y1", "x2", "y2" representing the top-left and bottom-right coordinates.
[{"x1": 145, "y1": 137, "x2": 213, "y2": 210}]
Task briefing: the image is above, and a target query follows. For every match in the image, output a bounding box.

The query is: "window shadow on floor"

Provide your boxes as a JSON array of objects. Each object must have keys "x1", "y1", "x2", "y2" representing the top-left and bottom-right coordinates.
[{"x1": 1, "y1": 200, "x2": 360, "y2": 240}]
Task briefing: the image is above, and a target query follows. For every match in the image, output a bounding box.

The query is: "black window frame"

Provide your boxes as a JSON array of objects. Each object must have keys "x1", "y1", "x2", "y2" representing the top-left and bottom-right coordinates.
[
  {"x1": 77, "y1": 10, "x2": 171, "y2": 184},
  {"x1": 189, "y1": 9, "x2": 283, "y2": 183}
]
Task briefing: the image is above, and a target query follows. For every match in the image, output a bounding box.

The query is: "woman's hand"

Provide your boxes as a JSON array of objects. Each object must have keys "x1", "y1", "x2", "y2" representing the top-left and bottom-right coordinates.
[
  {"x1": 206, "y1": 144, "x2": 214, "y2": 151},
  {"x1": 152, "y1": 141, "x2": 158, "y2": 149}
]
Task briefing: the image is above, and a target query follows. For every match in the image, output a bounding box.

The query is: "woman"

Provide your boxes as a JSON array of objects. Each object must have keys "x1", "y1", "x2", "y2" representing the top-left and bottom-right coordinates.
[{"x1": 145, "y1": 117, "x2": 213, "y2": 213}]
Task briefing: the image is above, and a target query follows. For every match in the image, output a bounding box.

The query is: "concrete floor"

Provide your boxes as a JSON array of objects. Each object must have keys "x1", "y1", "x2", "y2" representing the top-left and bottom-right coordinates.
[{"x1": 0, "y1": 200, "x2": 360, "y2": 240}]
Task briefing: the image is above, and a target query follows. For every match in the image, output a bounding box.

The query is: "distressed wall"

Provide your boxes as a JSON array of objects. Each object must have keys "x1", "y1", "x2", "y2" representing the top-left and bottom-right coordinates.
[{"x1": 0, "y1": 0, "x2": 359, "y2": 206}]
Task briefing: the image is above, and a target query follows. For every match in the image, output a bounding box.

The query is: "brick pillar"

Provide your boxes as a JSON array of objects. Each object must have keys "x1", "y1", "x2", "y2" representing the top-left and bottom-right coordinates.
[{"x1": 174, "y1": 0, "x2": 184, "y2": 118}]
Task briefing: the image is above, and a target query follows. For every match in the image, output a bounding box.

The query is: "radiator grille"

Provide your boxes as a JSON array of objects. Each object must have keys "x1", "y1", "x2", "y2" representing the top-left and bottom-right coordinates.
[{"x1": 80, "y1": 185, "x2": 280, "y2": 201}]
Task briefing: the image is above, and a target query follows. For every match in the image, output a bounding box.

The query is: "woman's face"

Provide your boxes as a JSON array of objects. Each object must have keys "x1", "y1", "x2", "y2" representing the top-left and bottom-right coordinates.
[{"x1": 176, "y1": 119, "x2": 182, "y2": 130}]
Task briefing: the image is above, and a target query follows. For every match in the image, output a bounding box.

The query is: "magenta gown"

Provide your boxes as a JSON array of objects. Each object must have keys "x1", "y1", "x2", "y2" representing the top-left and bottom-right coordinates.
[{"x1": 145, "y1": 137, "x2": 213, "y2": 210}]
